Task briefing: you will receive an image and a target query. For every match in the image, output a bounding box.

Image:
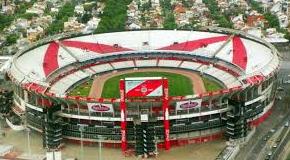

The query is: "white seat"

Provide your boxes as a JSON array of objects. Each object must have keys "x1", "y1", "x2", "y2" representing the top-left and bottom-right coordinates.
[
  {"x1": 158, "y1": 60, "x2": 181, "y2": 67},
  {"x1": 179, "y1": 61, "x2": 202, "y2": 70},
  {"x1": 111, "y1": 60, "x2": 135, "y2": 69},
  {"x1": 136, "y1": 60, "x2": 157, "y2": 67},
  {"x1": 49, "y1": 70, "x2": 88, "y2": 94},
  {"x1": 84, "y1": 68, "x2": 96, "y2": 75},
  {"x1": 90, "y1": 63, "x2": 113, "y2": 73}
]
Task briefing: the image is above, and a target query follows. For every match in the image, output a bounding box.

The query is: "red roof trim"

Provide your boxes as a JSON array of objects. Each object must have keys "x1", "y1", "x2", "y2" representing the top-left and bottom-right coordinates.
[
  {"x1": 43, "y1": 42, "x2": 59, "y2": 77},
  {"x1": 158, "y1": 35, "x2": 229, "y2": 51},
  {"x1": 62, "y1": 40, "x2": 133, "y2": 53},
  {"x1": 232, "y1": 36, "x2": 247, "y2": 70}
]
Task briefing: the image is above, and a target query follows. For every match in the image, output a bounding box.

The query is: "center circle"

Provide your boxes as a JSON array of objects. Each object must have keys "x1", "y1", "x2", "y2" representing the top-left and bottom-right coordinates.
[{"x1": 141, "y1": 86, "x2": 148, "y2": 93}]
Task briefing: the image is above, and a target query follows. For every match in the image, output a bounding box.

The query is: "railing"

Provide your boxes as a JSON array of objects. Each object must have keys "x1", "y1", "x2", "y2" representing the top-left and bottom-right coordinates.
[
  {"x1": 6, "y1": 118, "x2": 25, "y2": 131},
  {"x1": 26, "y1": 113, "x2": 43, "y2": 130},
  {"x1": 61, "y1": 119, "x2": 225, "y2": 141},
  {"x1": 63, "y1": 124, "x2": 135, "y2": 135},
  {"x1": 59, "y1": 119, "x2": 225, "y2": 143},
  {"x1": 63, "y1": 130, "x2": 123, "y2": 141},
  {"x1": 170, "y1": 119, "x2": 225, "y2": 133},
  {"x1": 60, "y1": 104, "x2": 229, "y2": 121}
]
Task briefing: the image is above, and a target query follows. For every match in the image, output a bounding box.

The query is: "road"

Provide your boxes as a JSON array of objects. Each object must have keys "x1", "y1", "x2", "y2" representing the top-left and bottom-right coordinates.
[
  {"x1": 235, "y1": 50, "x2": 290, "y2": 160},
  {"x1": 257, "y1": 121, "x2": 290, "y2": 160},
  {"x1": 271, "y1": 127, "x2": 290, "y2": 160},
  {"x1": 236, "y1": 103, "x2": 290, "y2": 160}
]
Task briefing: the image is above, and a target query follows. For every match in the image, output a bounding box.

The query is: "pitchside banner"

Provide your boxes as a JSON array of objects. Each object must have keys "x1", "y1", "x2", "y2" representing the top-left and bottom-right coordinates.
[
  {"x1": 176, "y1": 99, "x2": 202, "y2": 110},
  {"x1": 125, "y1": 77, "x2": 163, "y2": 97},
  {"x1": 87, "y1": 103, "x2": 114, "y2": 113}
]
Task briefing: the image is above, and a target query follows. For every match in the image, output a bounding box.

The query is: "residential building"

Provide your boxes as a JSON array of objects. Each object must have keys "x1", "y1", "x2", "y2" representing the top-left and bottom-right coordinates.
[
  {"x1": 64, "y1": 17, "x2": 85, "y2": 33},
  {"x1": 27, "y1": 26, "x2": 44, "y2": 42}
]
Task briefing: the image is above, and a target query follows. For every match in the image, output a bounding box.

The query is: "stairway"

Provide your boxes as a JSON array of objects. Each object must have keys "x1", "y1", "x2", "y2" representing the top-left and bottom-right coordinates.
[{"x1": 135, "y1": 123, "x2": 156, "y2": 156}]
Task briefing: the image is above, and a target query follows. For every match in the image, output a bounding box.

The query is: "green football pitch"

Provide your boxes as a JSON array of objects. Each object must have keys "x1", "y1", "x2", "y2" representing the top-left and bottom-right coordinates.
[
  {"x1": 69, "y1": 72, "x2": 222, "y2": 98},
  {"x1": 101, "y1": 72, "x2": 194, "y2": 98}
]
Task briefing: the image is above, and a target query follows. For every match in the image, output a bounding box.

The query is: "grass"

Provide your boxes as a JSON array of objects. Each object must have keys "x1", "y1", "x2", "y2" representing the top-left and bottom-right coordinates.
[
  {"x1": 202, "y1": 77, "x2": 223, "y2": 92},
  {"x1": 69, "y1": 81, "x2": 93, "y2": 96},
  {"x1": 68, "y1": 72, "x2": 223, "y2": 98},
  {"x1": 101, "y1": 72, "x2": 194, "y2": 98}
]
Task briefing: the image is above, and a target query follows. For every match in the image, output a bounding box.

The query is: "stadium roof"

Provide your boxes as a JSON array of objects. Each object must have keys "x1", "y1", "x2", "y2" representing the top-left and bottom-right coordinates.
[{"x1": 11, "y1": 30, "x2": 279, "y2": 84}]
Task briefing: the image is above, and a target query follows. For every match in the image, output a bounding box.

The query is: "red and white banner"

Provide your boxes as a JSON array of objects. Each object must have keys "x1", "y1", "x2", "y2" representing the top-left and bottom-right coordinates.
[
  {"x1": 87, "y1": 103, "x2": 114, "y2": 113},
  {"x1": 162, "y1": 78, "x2": 170, "y2": 150},
  {"x1": 119, "y1": 79, "x2": 127, "y2": 152},
  {"x1": 125, "y1": 77, "x2": 163, "y2": 97},
  {"x1": 176, "y1": 99, "x2": 202, "y2": 110}
]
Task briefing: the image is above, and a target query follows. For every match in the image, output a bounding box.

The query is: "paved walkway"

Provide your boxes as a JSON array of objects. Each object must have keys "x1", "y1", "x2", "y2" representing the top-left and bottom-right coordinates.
[{"x1": 0, "y1": 123, "x2": 225, "y2": 160}]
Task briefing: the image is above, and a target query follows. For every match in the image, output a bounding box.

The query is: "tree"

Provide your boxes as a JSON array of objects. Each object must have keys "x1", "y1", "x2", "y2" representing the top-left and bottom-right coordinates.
[
  {"x1": 284, "y1": 31, "x2": 290, "y2": 40},
  {"x1": 6, "y1": 34, "x2": 19, "y2": 45},
  {"x1": 81, "y1": 13, "x2": 92, "y2": 24},
  {"x1": 15, "y1": 2, "x2": 34, "y2": 15},
  {"x1": 83, "y1": 3, "x2": 94, "y2": 12},
  {"x1": 148, "y1": 0, "x2": 152, "y2": 8},
  {"x1": 20, "y1": 13, "x2": 38, "y2": 20},
  {"x1": 46, "y1": 21, "x2": 64, "y2": 35},
  {"x1": 56, "y1": 2, "x2": 75, "y2": 20},
  {"x1": 46, "y1": 2, "x2": 76, "y2": 35},
  {"x1": 182, "y1": 0, "x2": 192, "y2": 8},
  {"x1": 95, "y1": 0, "x2": 132, "y2": 33},
  {"x1": 249, "y1": 0, "x2": 263, "y2": 13},
  {"x1": 264, "y1": 12, "x2": 280, "y2": 29},
  {"x1": 277, "y1": 28, "x2": 290, "y2": 41},
  {"x1": 140, "y1": 15, "x2": 146, "y2": 26},
  {"x1": 0, "y1": 14, "x2": 14, "y2": 31},
  {"x1": 0, "y1": 0, "x2": 35, "y2": 32},
  {"x1": 163, "y1": 13, "x2": 177, "y2": 29},
  {"x1": 217, "y1": 16, "x2": 233, "y2": 28},
  {"x1": 160, "y1": 0, "x2": 177, "y2": 29},
  {"x1": 225, "y1": 5, "x2": 245, "y2": 17},
  {"x1": 203, "y1": 0, "x2": 233, "y2": 28}
]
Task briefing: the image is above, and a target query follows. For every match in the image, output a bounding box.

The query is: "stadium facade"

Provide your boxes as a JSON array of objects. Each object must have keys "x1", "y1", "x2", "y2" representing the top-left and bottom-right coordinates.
[{"x1": 7, "y1": 28, "x2": 280, "y2": 155}]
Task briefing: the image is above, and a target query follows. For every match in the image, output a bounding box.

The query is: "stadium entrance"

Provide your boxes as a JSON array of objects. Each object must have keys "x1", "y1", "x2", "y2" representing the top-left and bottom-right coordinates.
[
  {"x1": 119, "y1": 77, "x2": 170, "y2": 157},
  {"x1": 134, "y1": 121, "x2": 156, "y2": 157}
]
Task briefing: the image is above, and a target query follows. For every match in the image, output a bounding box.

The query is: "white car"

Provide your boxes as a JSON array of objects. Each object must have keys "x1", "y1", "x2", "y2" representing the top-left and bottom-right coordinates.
[
  {"x1": 284, "y1": 80, "x2": 290, "y2": 84},
  {"x1": 285, "y1": 122, "x2": 289, "y2": 127},
  {"x1": 276, "y1": 96, "x2": 282, "y2": 100}
]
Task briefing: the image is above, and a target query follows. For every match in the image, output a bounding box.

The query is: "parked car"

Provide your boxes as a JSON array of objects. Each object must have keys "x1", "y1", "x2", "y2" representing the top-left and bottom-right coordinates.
[
  {"x1": 276, "y1": 96, "x2": 282, "y2": 100},
  {"x1": 283, "y1": 80, "x2": 290, "y2": 84}
]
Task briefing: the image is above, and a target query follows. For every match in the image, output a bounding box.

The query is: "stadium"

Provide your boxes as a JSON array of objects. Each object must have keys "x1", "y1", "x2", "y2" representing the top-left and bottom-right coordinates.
[{"x1": 7, "y1": 27, "x2": 280, "y2": 156}]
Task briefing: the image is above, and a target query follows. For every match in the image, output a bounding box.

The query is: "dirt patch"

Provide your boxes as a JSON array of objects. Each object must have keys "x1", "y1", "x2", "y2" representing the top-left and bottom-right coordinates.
[{"x1": 89, "y1": 68, "x2": 206, "y2": 98}]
